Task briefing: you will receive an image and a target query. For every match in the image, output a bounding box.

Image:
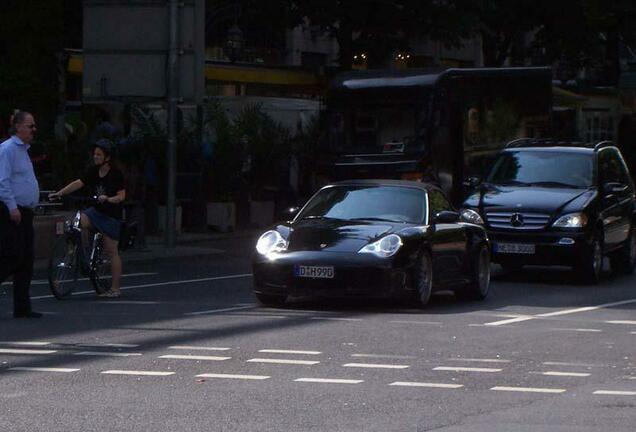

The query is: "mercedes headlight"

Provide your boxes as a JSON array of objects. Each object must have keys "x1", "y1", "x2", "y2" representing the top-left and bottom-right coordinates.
[
  {"x1": 460, "y1": 208, "x2": 484, "y2": 225},
  {"x1": 552, "y1": 213, "x2": 588, "y2": 228},
  {"x1": 256, "y1": 230, "x2": 288, "y2": 255},
  {"x1": 359, "y1": 234, "x2": 403, "y2": 258}
]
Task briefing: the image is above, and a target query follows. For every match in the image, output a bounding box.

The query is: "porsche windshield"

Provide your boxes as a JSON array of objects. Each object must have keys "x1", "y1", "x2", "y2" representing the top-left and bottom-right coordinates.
[
  {"x1": 298, "y1": 185, "x2": 427, "y2": 224},
  {"x1": 487, "y1": 150, "x2": 594, "y2": 188}
]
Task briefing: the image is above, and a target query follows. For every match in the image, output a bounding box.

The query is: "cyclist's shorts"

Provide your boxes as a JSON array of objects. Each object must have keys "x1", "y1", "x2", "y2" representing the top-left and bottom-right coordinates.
[{"x1": 84, "y1": 207, "x2": 122, "y2": 241}]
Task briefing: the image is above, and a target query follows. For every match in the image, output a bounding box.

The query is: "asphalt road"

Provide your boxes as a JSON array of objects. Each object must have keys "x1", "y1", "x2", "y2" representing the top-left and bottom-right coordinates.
[{"x1": 1, "y1": 236, "x2": 635, "y2": 432}]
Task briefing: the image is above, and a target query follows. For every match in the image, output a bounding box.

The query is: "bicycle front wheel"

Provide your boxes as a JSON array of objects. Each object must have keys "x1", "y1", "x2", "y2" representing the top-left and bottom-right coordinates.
[
  {"x1": 89, "y1": 236, "x2": 112, "y2": 294},
  {"x1": 48, "y1": 236, "x2": 78, "y2": 300}
]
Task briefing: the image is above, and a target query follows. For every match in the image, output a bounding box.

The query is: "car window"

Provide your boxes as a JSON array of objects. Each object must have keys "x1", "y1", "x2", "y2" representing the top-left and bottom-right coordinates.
[
  {"x1": 599, "y1": 148, "x2": 632, "y2": 186},
  {"x1": 487, "y1": 150, "x2": 593, "y2": 188},
  {"x1": 428, "y1": 189, "x2": 451, "y2": 217},
  {"x1": 298, "y1": 185, "x2": 427, "y2": 224}
]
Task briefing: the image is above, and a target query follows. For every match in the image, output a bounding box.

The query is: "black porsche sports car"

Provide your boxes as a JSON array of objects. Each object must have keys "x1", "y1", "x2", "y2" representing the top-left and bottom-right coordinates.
[{"x1": 252, "y1": 180, "x2": 491, "y2": 307}]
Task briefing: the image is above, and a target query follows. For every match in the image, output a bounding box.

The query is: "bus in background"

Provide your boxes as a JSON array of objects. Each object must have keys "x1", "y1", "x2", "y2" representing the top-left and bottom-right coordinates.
[{"x1": 316, "y1": 67, "x2": 553, "y2": 205}]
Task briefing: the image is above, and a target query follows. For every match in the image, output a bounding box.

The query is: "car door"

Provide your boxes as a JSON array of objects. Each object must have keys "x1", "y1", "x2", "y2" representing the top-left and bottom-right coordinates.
[
  {"x1": 598, "y1": 148, "x2": 633, "y2": 248},
  {"x1": 428, "y1": 189, "x2": 467, "y2": 283}
]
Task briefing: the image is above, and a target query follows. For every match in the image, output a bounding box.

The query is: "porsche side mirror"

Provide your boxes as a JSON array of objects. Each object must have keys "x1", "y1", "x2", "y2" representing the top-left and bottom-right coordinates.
[
  {"x1": 283, "y1": 206, "x2": 301, "y2": 221},
  {"x1": 434, "y1": 210, "x2": 460, "y2": 224},
  {"x1": 462, "y1": 176, "x2": 482, "y2": 189}
]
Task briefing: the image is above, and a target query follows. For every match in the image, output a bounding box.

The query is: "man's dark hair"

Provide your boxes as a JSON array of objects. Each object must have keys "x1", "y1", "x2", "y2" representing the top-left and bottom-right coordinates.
[{"x1": 8, "y1": 111, "x2": 32, "y2": 135}]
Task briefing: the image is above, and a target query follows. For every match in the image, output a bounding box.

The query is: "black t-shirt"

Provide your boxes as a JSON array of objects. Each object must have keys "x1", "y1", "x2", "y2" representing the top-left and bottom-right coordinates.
[{"x1": 81, "y1": 165, "x2": 125, "y2": 220}]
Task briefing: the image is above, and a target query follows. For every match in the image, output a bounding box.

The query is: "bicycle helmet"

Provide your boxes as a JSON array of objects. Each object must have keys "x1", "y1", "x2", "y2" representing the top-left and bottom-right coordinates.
[{"x1": 94, "y1": 138, "x2": 116, "y2": 157}]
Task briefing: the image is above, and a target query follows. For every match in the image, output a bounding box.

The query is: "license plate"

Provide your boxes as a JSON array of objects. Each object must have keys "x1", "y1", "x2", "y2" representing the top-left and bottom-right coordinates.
[
  {"x1": 294, "y1": 265, "x2": 335, "y2": 279},
  {"x1": 494, "y1": 243, "x2": 535, "y2": 254}
]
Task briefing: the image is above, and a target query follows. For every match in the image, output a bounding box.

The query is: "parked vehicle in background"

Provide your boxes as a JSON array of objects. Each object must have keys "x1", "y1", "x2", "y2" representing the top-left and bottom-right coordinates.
[
  {"x1": 252, "y1": 180, "x2": 490, "y2": 307},
  {"x1": 461, "y1": 139, "x2": 636, "y2": 283},
  {"x1": 316, "y1": 67, "x2": 552, "y2": 206}
]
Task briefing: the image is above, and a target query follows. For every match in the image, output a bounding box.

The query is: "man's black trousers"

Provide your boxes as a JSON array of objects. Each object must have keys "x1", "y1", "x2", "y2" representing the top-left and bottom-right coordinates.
[{"x1": 0, "y1": 206, "x2": 35, "y2": 315}]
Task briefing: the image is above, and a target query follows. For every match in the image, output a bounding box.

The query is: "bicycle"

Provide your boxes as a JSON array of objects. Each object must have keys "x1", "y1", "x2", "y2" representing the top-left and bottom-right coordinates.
[{"x1": 47, "y1": 195, "x2": 136, "y2": 300}]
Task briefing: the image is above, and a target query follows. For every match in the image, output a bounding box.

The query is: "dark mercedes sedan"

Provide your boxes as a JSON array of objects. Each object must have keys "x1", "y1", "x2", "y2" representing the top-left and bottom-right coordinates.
[
  {"x1": 461, "y1": 140, "x2": 636, "y2": 282},
  {"x1": 252, "y1": 180, "x2": 490, "y2": 307}
]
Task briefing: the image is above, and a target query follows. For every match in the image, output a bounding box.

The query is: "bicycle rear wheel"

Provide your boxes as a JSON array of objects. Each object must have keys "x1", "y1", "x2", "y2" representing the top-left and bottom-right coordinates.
[
  {"x1": 48, "y1": 236, "x2": 78, "y2": 300},
  {"x1": 89, "y1": 235, "x2": 112, "y2": 294}
]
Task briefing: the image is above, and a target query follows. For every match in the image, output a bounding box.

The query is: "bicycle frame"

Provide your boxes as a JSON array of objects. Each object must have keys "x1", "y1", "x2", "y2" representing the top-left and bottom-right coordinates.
[{"x1": 61, "y1": 210, "x2": 104, "y2": 280}]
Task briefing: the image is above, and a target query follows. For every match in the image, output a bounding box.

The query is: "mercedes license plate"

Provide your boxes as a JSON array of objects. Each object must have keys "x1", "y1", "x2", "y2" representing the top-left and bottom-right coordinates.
[
  {"x1": 494, "y1": 243, "x2": 535, "y2": 254},
  {"x1": 294, "y1": 265, "x2": 335, "y2": 279}
]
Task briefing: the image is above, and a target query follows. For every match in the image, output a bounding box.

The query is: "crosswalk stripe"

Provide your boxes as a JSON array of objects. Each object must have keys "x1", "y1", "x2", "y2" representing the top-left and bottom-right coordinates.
[
  {"x1": 196, "y1": 373, "x2": 270, "y2": 380},
  {"x1": 168, "y1": 346, "x2": 231, "y2": 351},
  {"x1": 343, "y1": 363, "x2": 409, "y2": 369},
  {"x1": 258, "y1": 349, "x2": 321, "y2": 355},
  {"x1": 0, "y1": 348, "x2": 57, "y2": 355},
  {"x1": 75, "y1": 352, "x2": 142, "y2": 357},
  {"x1": 158, "y1": 354, "x2": 231, "y2": 361},
  {"x1": 593, "y1": 390, "x2": 636, "y2": 396},
  {"x1": 542, "y1": 371, "x2": 590, "y2": 377},
  {"x1": 8, "y1": 367, "x2": 79, "y2": 373},
  {"x1": 491, "y1": 386, "x2": 566, "y2": 394},
  {"x1": 434, "y1": 366, "x2": 502, "y2": 373},
  {"x1": 101, "y1": 370, "x2": 175, "y2": 376},
  {"x1": 247, "y1": 358, "x2": 319, "y2": 365},
  {"x1": 389, "y1": 382, "x2": 463, "y2": 389},
  {"x1": 295, "y1": 378, "x2": 363, "y2": 384}
]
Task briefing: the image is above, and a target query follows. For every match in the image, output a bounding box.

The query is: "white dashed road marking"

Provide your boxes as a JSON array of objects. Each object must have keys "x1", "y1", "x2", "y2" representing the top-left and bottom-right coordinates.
[
  {"x1": 351, "y1": 353, "x2": 417, "y2": 360},
  {"x1": 434, "y1": 366, "x2": 502, "y2": 373},
  {"x1": 541, "y1": 371, "x2": 591, "y2": 377},
  {"x1": 258, "y1": 349, "x2": 321, "y2": 355},
  {"x1": 295, "y1": 378, "x2": 363, "y2": 384},
  {"x1": 448, "y1": 358, "x2": 510, "y2": 364},
  {"x1": 606, "y1": 320, "x2": 636, "y2": 325},
  {"x1": 0, "y1": 348, "x2": 57, "y2": 355},
  {"x1": 101, "y1": 370, "x2": 175, "y2": 376},
  {"x1": 593, "y1": 390, "x2": 636, "y2": 396},
  {"x1": 343, "y1": 363, "x2": 409, "y2": 369},
  {"x1": 168, "y1": 346, "x2": 231, "y2": 351},
  {"x1": 389, "y1": 382, "x2": 463, "y2": 389},
  {"x1": 196, "y1": 373, "x2": 270, "y2": 380},
  {"x1": 75, "y1": 351, "x2": 142, "y2": 357},
  {"x1": 310, "y1": 317, "x2": 363, "y2": 322},
  {"x1": 484, "y1": 316, "x2": 534, "y2": 326},
  {"x1": 77, "y1": 343, "x2": 140, "y2": 348},
  {"x1": 247, "y1": 358, "x2": 319, "y2": 365},
  {"x1": 1, "y1": 342, "x2": 52, "y2": 346},
  {"x1": 491, "y1": 386, "x2": 566, "y2": 394},
  {"x1": 8, "y1": 367, "x2": 79, "y2": 373},
  {"x1": 158, "y1": 355, "x2": 231, "y2": 361}
]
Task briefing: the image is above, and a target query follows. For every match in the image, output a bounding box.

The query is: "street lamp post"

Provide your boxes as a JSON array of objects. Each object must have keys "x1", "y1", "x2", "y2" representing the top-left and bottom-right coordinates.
[{"x1": 166, "y1": 0, "x2": 179, "y2": 247}]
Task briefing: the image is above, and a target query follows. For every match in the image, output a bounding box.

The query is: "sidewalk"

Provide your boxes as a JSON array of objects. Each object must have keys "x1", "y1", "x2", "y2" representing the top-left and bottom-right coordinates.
[{"x1": 34, "y1": 228, "x2": 260, "y2": 272}]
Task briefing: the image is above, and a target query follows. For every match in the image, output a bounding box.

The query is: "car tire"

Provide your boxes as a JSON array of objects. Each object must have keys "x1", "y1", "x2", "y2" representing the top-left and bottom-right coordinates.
[
  {"x1": 575, "y1": 230, "x2": 603, "y2": 284},
  {"x1": 414, "y1": 251, "x2": 433, "y2": 307},
  {"x1": 458, "y1": 244, "x2": 491, "y2": 301},
  {"x1": 254, "y1": 292, "x2": 287, "y2": 307},
  {"x1": 610, "y1": 228, "x2": 636, "y2": 275}
]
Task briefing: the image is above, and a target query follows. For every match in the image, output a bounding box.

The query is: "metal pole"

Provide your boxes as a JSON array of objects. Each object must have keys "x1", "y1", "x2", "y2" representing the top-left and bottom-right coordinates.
[{"x1": 166, "y1": 0, "x2": 179, "y2": 247}]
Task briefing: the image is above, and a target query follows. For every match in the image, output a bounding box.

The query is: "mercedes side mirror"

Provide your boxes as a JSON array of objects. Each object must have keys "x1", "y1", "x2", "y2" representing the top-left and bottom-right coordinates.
[{"x1": 603, "y1": 182, "x2": 627, "y2": 196}]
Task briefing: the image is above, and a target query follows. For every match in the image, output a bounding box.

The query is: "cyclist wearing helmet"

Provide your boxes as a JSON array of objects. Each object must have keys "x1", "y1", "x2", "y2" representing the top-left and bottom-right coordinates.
[{"x1": 49, "y1": 139, "x2": 126, "y2": 298}]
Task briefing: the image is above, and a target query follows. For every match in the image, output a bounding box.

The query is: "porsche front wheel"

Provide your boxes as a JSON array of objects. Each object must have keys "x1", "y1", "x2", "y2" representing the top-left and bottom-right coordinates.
[{"x1": 414, "y1": 251, "x2": 433, "y2": 307}]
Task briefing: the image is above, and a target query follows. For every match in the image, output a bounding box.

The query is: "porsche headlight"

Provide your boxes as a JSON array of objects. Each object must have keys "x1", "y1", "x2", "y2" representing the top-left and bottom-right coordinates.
[
  {"x1": 256, "y1": 230, "x2": 288, "y2": 255},
  {"x1": 552, "y1": 213, "x2": 588, "y2": 228},
  {"x1": 359, "y1": 234, "x2": 403, "y2": 258},
  {"x1": 460, "y1": 208, "x2": 484, "y2": 225}
]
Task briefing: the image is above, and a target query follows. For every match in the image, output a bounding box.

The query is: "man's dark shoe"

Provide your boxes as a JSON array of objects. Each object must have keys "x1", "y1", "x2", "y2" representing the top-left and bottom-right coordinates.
[{"x1": 13, "y1": 311, "x2": 43, "y2": 318}]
